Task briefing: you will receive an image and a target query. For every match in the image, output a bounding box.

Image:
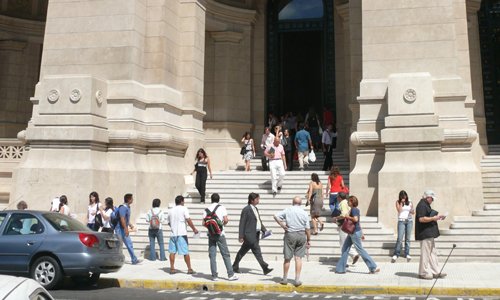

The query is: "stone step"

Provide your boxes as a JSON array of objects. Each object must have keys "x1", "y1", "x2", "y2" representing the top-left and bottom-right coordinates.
[
  {"x1": 484, "y1": 203, "x2": 500, "y2": 210},
  {"x1": 453, "y1": 215, "x2": 500, "y2": 222},
  {"x1": 450, "y1": 222, "x2": 500, "y2": 229},
  {"x1": 440, "y1": 228, "x2": 500, "y2": 235},
  {"x1": 472, "y1": 210, "x2": 500, "y2": 216}
]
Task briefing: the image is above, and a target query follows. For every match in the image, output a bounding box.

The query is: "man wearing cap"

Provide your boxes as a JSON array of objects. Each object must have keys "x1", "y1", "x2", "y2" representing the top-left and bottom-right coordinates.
[{"x1": 415, "y1": 190, "x2": 447, "y2": 280}]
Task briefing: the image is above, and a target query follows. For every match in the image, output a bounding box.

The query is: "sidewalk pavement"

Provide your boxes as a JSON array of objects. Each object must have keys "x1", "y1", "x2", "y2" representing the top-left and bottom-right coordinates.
[{"x1": 101, "y1": 258, "x2": 500, "y2": 296}]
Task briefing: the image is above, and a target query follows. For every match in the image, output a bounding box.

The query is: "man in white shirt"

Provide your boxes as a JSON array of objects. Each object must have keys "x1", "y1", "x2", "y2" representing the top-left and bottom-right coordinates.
[
  {"x1": 260, "y1": 127, "x2": 275, "y2": 171},
  {"x1": 167, "y1": 195, "x2": 199, "y2": 274},
  {"x1": 265, "y1": 137, "x2": 287, "y2": 197},
  {"x1": 202, "y1": 193, "x2": 239, "y2": 281}
]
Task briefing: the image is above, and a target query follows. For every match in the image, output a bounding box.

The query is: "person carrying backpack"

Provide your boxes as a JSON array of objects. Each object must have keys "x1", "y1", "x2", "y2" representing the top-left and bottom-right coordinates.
[
  {"x1": 202, "y1": 193, "x2": 238, "y2": 281},
  {"x1": 145, "y1": 198, "x2": 166, "y2": 261}
]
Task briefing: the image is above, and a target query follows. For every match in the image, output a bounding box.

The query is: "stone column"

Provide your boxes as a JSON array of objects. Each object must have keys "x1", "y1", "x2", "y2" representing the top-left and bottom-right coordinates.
[
  {"x1": 203, "y1": 1, "x2": 256, "y2": 170},
  {"x1": 351, "y1": 1, "x2": 482, "y2": 231},
  {"x1": 11, "y1": 0, "x2": 201, "y2": 217},
  {"x1": 466, "y1": 0, "x2": 487, "y2": 154}
]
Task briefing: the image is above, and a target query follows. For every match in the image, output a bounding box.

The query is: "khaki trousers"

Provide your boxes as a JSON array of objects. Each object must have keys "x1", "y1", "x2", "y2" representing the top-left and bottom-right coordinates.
[{"x1": 419, "y1": 238, "x2": 440, "y2": 277}]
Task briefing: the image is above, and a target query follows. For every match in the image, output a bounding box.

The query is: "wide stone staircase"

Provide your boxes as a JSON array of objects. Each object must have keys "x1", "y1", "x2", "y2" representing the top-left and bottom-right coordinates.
[
  {"x1": 129, "y1": 147, "x2": 500, "y2": 263},
  {"x1": 131, "y1": 152, "x2": 397, "y2": 263},
  {"x1": 436, "y1": 144, "x2": 500, "y2": 260}
]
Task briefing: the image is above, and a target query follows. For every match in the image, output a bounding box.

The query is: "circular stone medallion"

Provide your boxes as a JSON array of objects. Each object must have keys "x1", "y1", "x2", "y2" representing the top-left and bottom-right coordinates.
[
  {"x1": 47, "y1": 89, "x2": 60, "y2": 103},
  {"x1": 70, "y1": 89, "x2": 82, "y2": 103},
  {"x1": 403, "y1": 89, "x2": 417, "y2": 103}
]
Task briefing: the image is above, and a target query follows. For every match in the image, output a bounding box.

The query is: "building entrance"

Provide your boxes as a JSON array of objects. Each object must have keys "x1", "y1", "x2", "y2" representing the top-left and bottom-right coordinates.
[
  {"x1": 266, "y1": 0, "x2": 335, "y2": 121},
  {"x1": 479, "y1": 0, "x2": 500, "y2": 144}
]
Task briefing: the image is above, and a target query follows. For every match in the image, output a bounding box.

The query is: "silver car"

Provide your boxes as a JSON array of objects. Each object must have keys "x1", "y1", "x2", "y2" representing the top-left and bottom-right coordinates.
[{"x1": 0, "y1": 210, "x2": 124, "y2": 289}]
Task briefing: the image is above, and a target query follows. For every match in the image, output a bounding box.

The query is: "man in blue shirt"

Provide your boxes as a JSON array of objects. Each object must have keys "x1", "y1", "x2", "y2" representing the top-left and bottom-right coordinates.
[
  {"x1": 116, "y1": 193, "x2": 141, "y2": 264},
  {"x1": 294, "y1": 123, "x2": 313, "y2": 170}
]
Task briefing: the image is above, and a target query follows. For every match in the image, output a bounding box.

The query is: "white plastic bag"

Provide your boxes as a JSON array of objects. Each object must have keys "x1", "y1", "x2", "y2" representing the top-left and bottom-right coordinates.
[{"x1": 309, "y1": 149, "x2": 317, "y2": 162}]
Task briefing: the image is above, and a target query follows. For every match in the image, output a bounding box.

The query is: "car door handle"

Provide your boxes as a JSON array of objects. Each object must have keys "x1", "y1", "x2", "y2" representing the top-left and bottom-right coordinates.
[{"x1": 27, "y1": 241, "x2": 35, "y2": 246}]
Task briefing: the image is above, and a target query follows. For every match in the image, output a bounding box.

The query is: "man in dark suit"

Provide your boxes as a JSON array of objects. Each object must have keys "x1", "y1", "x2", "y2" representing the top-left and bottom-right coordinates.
[{"x1": 232, "y1": 193, "x2": 273, "y2": 275}]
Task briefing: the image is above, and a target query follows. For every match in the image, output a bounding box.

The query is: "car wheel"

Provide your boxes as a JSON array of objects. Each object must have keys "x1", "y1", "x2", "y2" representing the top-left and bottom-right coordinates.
[
  {"x1": 30, "y1": 256, "x2": 62, "y2": 290},
  {"x1": 71, "y1": 273, "x2": 101, "y2": 286}
]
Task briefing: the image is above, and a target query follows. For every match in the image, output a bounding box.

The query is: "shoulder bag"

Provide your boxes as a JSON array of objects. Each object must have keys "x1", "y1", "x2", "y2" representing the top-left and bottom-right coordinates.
[{"x1": 341, "y1": 215, "x2": 356, "y2": 234}]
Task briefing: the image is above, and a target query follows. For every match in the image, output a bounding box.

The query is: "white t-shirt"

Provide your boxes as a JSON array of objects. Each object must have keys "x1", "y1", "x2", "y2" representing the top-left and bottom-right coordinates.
[
  {"x1": 168, "y1": 205, "x2": 190, "y2": 237},
  {"x1": 60, "y1": 205, "x2": 70, "y2": 216},
  {"x1": 51, "y1": 198, "x2": 60, "y2": 212},
  {"x1": 87, "y1": 203, "x2": 100, "y2": 224},
  {"x1": 202, "y1": 203, "x2": 228, "y2": 236},
  {"x1": 102, "y1": 208, "x2": 113, "y2": 228}
]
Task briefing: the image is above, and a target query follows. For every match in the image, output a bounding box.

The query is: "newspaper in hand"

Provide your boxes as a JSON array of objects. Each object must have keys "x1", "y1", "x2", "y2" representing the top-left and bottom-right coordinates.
[{"x1": 261, "y1": 230, "x2": 272, "y2": 239}]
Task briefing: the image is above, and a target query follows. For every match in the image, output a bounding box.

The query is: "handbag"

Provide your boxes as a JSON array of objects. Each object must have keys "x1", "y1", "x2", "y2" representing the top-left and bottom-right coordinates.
[
  {"x1": 341, "y1": 217, "x2": 356, "y2": 234},
  {"x1": 240, "y1": 146, "x2": 246, "y2": 155}
]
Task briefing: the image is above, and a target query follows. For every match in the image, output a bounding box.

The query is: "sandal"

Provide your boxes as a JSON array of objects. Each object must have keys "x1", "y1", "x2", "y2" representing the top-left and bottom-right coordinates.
[
  {"x1": 320, "y1": 223, "x2": 324, "y2": 231},
  {"x1": 187, "y1": 269, "x2": 196, "y2": 275},
  {"x1": 170, "y1": 268, "x2": 176, "y2": 274}
]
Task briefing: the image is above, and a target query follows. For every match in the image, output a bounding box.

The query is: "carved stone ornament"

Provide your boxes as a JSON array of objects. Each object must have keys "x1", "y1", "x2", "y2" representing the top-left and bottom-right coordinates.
[
  {"x1": 69, "y1": 89, "x2": 82, "y2": 103},
  {"x1": 403, "y1": 88, "x2": 417, "y2": 103},
  {"x1": 95, "y1": 90, "x2": 104, "y2": 104},
  {"x1": 47, "y1": 89, "x2": 60, "y2": 103}
]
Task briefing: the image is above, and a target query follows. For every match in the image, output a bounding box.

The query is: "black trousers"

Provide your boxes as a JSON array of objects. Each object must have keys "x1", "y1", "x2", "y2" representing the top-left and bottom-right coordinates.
[
  {"x1": 232, "y1": 233, "x2": 268, "y2": 271},
  {"x1": 195, "y1": 167, "x2": 207, "y2": 200},
  {"x1": 285, "y1": 149, "x2": 293, "y2": 171},
  {"x1": 322, "y1": 145, "x2": 333, "y2": 171},
  {"x1": 261, "y1": 155, "x2": 268, "y2": 171}
]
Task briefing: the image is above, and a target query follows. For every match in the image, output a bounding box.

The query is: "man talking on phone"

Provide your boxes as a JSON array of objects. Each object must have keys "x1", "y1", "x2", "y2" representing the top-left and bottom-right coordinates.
[{"x1": 415, "y1": 190, "x2": 447, "y2": 280}]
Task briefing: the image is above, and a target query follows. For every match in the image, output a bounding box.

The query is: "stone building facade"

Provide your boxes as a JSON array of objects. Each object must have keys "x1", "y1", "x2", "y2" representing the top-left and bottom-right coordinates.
[{"x1": 0, "y1": 0, "x2": 498, "y2": 231}]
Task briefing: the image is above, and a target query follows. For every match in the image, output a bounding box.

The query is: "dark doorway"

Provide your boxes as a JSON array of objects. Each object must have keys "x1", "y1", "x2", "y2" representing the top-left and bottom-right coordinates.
[
  {"x1": 266, "y1": 0, "x2": 335, "y2": 120},
  {"x1": 280, "y1": 31, "x2": 323, "y2": 114},
  {"x1": 478, "y1": 0, "x2": 500, "y2": 144}
]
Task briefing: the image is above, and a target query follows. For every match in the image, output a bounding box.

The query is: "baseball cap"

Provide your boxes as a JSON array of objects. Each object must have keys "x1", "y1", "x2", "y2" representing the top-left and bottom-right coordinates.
[{"x1": 423, "y1": 190, "x2": 437, "y2": 200}]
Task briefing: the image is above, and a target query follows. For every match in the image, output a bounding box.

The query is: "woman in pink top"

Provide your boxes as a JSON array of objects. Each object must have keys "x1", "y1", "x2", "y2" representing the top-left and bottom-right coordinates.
[{"x1": 326, "y1": 166, "x2": 346, "y2": 215}]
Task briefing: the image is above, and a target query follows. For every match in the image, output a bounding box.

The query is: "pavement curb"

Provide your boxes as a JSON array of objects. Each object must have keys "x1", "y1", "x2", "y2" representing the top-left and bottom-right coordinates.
[{"x1": 100, "y1": 278, "x2": 500, "y2": 296}]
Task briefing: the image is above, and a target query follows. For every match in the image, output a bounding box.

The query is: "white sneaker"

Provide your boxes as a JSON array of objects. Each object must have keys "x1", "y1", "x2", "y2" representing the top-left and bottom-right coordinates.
[
  {"x1": 228, "y1": 275, "x2": 239, "y2": 281},
  {"x1": 212, "y1": 277, "x2": 218, "y2": 281},
  {"x1": 391, "y1": 255, "x2": 397, "y2": 263},
  {"x1": 406, "y1": 255, "x2": 412, "y2": 262}
]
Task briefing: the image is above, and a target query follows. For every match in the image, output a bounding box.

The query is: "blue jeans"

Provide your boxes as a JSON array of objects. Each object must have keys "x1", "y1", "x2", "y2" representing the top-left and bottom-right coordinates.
[
  {"x1": 148, "y1": 229, "x2": 166, "y2": 261},
  {"x1": 393, "y1": 219, "x2": 413, "y2": 257},
  {"x1": 336, "y1": 230, "x2": 377, "y2": 273},
  {"x1": 116, "y1": 226, "x2": 138, "y2": 264},
  {"x1": 208, "y1": 235, "x2": 234, "y2": 278},
  {"x1": 329, "y1": 193, "x2": 339, "y2": 212}
]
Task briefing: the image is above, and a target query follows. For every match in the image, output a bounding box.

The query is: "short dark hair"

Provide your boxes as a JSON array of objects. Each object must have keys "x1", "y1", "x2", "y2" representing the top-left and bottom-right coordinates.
[
  {"x1": 248, "y1": 192, "x2": 259, "y2": 204},
  {"x1": 152, "y1": 198, "x2": 161, "y2": 208},
  {"x1": 175, "y1": 195, "x2": 184, "y2": 205},
  {"x1": 299, "y1": 123, "x2": 305, "y2": 130},
  {"x1": 59, "y1": 195, "x2": 68, "y2": 205},
  {"x1": 16, "y1": 201, "x2": 27, "y2": 210},
  {"x1": 211, "y1": 193, "x2": 220, "y2": 203},
  {"x1": 338, "y1": 192, "x2": 347, "y2": 200},
  {"x1": 124, "y1": 193, "x2": 133, "y2": 203}
]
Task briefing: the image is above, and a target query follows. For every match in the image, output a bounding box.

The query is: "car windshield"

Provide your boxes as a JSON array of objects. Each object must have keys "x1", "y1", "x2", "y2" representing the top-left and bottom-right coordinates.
[{"x1": 43, "y1": 213, "x2": 90, "y2": 232}]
